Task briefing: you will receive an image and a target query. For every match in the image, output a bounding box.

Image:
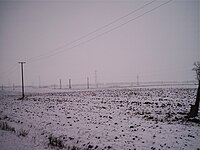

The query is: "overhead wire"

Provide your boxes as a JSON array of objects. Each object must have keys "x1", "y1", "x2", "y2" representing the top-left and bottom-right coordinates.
[
  {"x1": 1, "y1": 0, "x2": 173, "y2": 84},
  {"x1": 26, "y1": 0, "x2": 158, "y2": 62},
  {"x1": 0, "y1": 64, "x2": 18, "y2": 78},
  {"x1": 28, "y1": 0, "x2": 173, "y2": 62},
  {"x1": 0, "y1": 64, "x2": 18, "y2": 84}
]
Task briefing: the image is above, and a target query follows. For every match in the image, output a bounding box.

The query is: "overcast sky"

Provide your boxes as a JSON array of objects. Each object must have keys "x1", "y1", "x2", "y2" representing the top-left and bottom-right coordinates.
[{"x1": 0, "y1": 0, "x2": 199, "y2": 86}]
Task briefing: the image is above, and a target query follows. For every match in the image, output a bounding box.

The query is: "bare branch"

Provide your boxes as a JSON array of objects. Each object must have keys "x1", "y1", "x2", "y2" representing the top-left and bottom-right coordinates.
[{"x1": 193, "y1": 61, "x2": 200, "y2": 81}]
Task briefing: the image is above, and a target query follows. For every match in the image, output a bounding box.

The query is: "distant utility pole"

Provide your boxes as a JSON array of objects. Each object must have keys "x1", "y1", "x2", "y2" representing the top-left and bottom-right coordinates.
[
  {"x1": 38, "y1": 76, "x2": 41, "y2": 88},
  {"x1": 87, "y1": 77, "x2": 89, "y2": 89},
  {"x1": 137, "y1": 75, "x2": 139, "y2": 86},
  {"x1": 69, "y1": 79, "x2": 71, "y2": 89},
  {"x1": 60, "y1": 79, "x2": 62, "y2": 89},
  {"x1": 95, "y1": 70, "x2": 98, "y2": 88},
  {"x1": 131, "y1": 82, "x2": 133, "y2": 87},
  {"x1": 13, "y1": 84, "x2": 15, "y2": 90},
  {"x1": 8, "y1": 79, "x2": 11, "y2": 88},
  {"x1": 18, "y1": 61, "x2": 26, "y2": 98}
]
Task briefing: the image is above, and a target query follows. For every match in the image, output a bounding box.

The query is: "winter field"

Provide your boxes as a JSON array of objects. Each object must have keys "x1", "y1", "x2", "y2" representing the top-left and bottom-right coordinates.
[{"x1": 0, "y1": 85, "x2": 200, "y2": 150}]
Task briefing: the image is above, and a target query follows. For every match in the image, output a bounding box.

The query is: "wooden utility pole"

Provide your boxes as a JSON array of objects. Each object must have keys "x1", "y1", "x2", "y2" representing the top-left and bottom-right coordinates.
[
  {"x1": 60, "y1": 79, "x2": 62, "y2": 89},
  {"x1": 69, "y1": 79, "x2": 71, "y2": 89},
  {"x1": 13, "y1": 84, "x2": 15, "y2": 90},
  {"x1": 39, "y1": 76, "x2": 41, "y2": 88},
  {"x1": 87, "y1": 77, "x2": 89, "y2": 89},
  {"x1": 18, "y1": 62, "x2": 25, "y2": 98},
  {"x1": 137, "y1": 75, "x2": 139, "y2": 86},
  {"x1": 131, "y1": 82, "x2": 133, "y2": 87},
  {"x1": 95, "y1": 70, "x2": 98, "y2": 88}
]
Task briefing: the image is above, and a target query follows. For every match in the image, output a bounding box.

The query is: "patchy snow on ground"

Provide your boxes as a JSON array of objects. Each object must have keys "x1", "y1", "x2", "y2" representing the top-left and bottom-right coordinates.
[{"x1": 0, "y1": 87, "x2": 199, "y2": 150}]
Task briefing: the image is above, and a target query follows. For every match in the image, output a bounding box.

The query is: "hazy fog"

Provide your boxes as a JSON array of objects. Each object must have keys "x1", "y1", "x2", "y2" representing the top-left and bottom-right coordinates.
[{"x1": 0, "y1": 0, "x2": 199, "y2": 86}]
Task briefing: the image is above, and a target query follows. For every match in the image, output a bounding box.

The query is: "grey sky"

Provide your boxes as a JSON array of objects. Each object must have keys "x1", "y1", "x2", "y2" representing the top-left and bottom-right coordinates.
[{"x1": 0, "y1": 0, "x2": 199, "y2": 86}]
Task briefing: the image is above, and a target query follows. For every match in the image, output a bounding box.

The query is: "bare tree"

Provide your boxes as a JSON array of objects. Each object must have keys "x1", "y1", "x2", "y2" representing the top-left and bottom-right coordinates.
[{"x1": 188, "y1": 61, "x2": 200, "y2": 117}]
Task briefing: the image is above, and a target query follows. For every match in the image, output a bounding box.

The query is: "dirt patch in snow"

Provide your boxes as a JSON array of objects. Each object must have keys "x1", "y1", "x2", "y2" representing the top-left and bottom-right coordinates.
[{"x1": 0, "y1": 88, "x2": 199, "y2": 150}]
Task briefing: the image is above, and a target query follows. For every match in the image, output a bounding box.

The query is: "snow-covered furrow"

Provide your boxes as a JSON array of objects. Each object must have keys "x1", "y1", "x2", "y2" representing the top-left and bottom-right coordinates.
[{"x1": 0, "y1": 88, "x2": 199, "y2": 150}]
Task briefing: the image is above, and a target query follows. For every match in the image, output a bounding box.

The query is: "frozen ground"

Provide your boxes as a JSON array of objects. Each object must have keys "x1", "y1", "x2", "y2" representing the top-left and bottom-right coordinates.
[{"x1": 0, "y1": 86, "x2": 199, "y2": 150}]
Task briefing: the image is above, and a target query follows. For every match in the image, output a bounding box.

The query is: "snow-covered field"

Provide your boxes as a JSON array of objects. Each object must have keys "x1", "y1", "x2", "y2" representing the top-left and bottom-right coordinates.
[{"x1": 0, "y1": 86, "x2": 199, "y2": 150}]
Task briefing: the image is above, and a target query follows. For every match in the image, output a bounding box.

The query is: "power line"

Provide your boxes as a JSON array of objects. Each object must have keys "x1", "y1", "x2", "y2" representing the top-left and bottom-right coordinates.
[
  {"x1": 26, "y1": 0, "x2": 158, "y2": 62},
  {"x1": 0, "y1": 0, "x2": 173, "y2": 85},
  {"x1": 0, "y1": 64, "x2": 18, "y2": 78},
  {"x1": 0, "y1": 64, "x2": 18, "y2": 85},
  {"x1": 28, "y1": 0, "x2": 172, "y2": 62}
]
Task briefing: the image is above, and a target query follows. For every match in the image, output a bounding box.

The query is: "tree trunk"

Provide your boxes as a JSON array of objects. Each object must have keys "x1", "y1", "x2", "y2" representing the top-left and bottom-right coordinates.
[{"x1": 188, "y1": 80, "x2": 200, "y2": 117}]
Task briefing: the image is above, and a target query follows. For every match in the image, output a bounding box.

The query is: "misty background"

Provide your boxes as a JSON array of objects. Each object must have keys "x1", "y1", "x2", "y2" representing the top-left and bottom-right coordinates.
[{"x1": 0, "y1": 0, "x2": 199, "y2": 87}]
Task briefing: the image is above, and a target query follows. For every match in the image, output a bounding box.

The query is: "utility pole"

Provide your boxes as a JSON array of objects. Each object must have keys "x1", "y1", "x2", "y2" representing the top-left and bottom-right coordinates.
[
  {"x1": 131, "y1": 82, "x2": 133, "y2": 87},
  {"x1": 8, "y1": 79, "x2": 11, "y2": 88},
  {"x1": 59, "y1": 79, "x2": 62, "y2": 89},
  {"x1": 18, "y1": 62, "x2": 26, "y2": 99},
  {"x1": 95, "y1": 70, "x2": 98, "y2": 88},
  {"x1": 13, "y1": 84, "x2": 15, "y2": 90},
  {"x1": 137, "y1": 75, "x2": 139, "y2": 86},
  {"x1": 69, "y1": 79, "x2": 71, "y2": 89},
  {"x1": 39, "y1": 76, "x2": 41, "y2": 88},
  {"x1": 87, "y1": 77, "x2": 89, "y2": 89}
]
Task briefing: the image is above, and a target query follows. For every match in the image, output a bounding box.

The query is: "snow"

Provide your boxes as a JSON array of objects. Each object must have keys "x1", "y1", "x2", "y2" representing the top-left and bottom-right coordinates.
[{"x1": 0, "y1": 86, "x2": 199, "y2": 150}]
